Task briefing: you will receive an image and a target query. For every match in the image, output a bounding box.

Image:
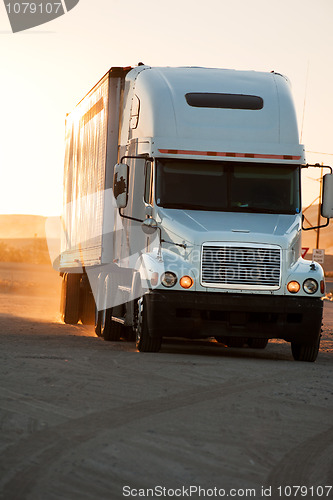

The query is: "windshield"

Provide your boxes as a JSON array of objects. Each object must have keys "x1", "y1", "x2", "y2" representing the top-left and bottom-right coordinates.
[{"x1": 155, "y1": 159, "x2": 301, "y2": 214}]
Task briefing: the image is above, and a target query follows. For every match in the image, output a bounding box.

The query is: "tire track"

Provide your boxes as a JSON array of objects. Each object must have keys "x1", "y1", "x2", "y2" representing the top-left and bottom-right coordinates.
[
  {"x1": 0, "y1": 379, "x2": 261, "y2": 499},
  {"x1": 265, "y1": 425, "x2": 333, "y2": 498}
]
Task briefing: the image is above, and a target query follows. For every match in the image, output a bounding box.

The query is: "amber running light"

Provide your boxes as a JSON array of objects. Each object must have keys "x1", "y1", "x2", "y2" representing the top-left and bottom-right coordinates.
[{"x1": 180, "y1": 276, "x2": 194, "y2": 289}]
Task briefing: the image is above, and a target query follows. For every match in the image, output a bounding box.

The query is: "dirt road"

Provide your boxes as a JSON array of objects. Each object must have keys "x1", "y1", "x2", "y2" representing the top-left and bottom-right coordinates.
[{"x1": 0, "y1": 263, "x2": 332, "y2": 500}]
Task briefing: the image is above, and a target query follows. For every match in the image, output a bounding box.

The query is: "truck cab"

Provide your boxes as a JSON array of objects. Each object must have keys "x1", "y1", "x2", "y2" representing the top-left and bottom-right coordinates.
[{"x1": 113, "y1": 66, "x2": 330, "y2": 360}]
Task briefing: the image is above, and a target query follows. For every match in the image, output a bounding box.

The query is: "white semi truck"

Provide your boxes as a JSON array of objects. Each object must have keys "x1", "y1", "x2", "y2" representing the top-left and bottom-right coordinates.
[{"x1": 59, "y1": 64, "x2": 333, "y2": 361}]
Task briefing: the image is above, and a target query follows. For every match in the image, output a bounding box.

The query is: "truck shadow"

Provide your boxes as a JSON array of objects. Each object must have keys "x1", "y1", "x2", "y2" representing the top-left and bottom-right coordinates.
[
  {"x1": 157, "y1": 337, "x2": 293, "y2": 361},
  {"x1": 2, "y1": 312, "x2": 331, "y2": 362}
]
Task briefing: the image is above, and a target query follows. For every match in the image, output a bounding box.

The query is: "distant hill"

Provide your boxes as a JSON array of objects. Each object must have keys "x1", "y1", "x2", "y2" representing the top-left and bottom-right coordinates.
[
  {"x1": 0, "y1": 215, "x2": 50, "y2": 264},
  {"x1": 0, "y1": 214, "x2": 47, "y2": 239},
  {"x1": 0, "y1": 238, "x2": 50, "y2": 264}
]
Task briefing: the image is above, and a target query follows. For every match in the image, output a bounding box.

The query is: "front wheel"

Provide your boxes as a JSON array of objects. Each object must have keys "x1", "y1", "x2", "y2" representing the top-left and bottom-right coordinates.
[
  {"x1": 135, "y1": 297, "x2": 161, "y2": 352},
  {"x1": 291, "y1": 338, "x2": 320, "y2": 362}
]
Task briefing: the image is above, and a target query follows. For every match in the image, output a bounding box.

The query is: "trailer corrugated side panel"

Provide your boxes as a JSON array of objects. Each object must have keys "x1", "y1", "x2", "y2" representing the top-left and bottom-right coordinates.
[{"x1": 61, "y1": 74, "x2": 109, "y2": 269}]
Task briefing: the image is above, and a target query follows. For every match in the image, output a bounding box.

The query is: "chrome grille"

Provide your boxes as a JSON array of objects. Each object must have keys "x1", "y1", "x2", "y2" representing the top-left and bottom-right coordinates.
[{"x1": 201, "y1": 245, "x2": 281, "y2": 288}]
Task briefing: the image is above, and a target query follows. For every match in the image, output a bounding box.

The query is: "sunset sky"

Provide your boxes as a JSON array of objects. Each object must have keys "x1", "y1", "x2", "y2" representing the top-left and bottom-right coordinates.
[{"x1": 0, "y1": 0, "x2": 332, "y2": 215}]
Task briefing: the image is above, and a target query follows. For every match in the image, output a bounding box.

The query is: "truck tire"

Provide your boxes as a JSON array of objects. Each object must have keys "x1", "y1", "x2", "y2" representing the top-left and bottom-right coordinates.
[
  {"x1": 223, "y1": 336, "x2": 247, "y2": 348},
  {"x1": 100, "y1": 307, "x2": 121, "y2": 341},
  {"x1": 248, "y1": 338, "x2": 268, "y2": 349},
  {"x1": 135, "y1": 296, "x2": 161, "y2": 352},
  {"x1": 291, "y1": 339, "x2": 320, "y2": 362},
  {"x1": 95, "y1": 308, "x2": 102, "y2": 337},
  {"x1": 94, "y1": 272, "x2": 106, "y2": 337},
  {"x1": 122, "y1": 326, "x2": 136, "y2": 342},
  {"x1": 80, "y1": 276, "x2": 95, "y2": 325},
  {"x1": 61, "y1": 273, "x2": 81, "y2": 325},
  {"x1": 60, "y1": 274, "x2": 66, "y2": 319}
]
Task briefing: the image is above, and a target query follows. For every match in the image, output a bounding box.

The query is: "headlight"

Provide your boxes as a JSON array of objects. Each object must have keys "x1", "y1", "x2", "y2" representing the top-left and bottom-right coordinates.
[
  {"x1": 161, "y1": 272, "x2": 177, "y2": 288},
  {"x1": 303, "y1": 279, "x2": 318, "y2": 294}
]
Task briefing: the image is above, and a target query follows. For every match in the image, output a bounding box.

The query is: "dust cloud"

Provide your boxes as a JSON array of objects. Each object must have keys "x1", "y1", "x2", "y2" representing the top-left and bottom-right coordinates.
[{"x1": 0, "y1": 262, "x2": 62, "y2": 322}]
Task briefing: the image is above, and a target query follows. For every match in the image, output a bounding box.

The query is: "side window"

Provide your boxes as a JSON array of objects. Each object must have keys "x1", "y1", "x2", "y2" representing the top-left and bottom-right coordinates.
[
  {"x1": 144, "y1": 161, "x2": 153, "y2": 204},
  {"x1": 130, "y1": 95, "x2": 140, "y2": 129}
]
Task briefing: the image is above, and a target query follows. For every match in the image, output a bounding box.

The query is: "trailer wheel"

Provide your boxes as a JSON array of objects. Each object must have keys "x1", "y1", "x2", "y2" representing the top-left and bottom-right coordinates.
[
  {"x1": 100, "y1": 307, "x2": 121, "y2": 341},
  {"x1": 248, "y1": 338, "x2": 268, "y2": 349},
  {"x1": 60, "y1": 274, "x2": 66, "y2": 319},
  {"x1": 80, "y1": 275, "x2": 95, "y2": 325},
  {"x1": 61, "y1": 273, "x2": 81, "y2": 325},
  {"x1": 135, "y1": 296, "x2": 161, "y2": 352},
  {"x1": 94, "y1": 272, "x2": 105, "y2": 337},
  {"x1": 291, "y1": 338, "x2": 320, "y2": 362},
  {"x1": 94, "y1": 308, "x2": 102, "y2": 337}
]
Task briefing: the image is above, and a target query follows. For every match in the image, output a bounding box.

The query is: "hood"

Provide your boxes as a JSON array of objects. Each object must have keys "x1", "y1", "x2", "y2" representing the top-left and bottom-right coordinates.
[{"x1": 157, "y1": 208, "x2": 301, "y2": 249}]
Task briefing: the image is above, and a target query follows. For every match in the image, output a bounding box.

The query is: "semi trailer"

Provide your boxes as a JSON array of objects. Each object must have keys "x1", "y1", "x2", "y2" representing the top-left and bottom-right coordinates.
[{"x1": 59, "y1": 64, "x2": 333, "y2": 361}]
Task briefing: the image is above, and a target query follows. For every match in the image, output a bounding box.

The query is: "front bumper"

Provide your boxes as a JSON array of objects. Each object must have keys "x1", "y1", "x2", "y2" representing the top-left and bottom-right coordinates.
[{"x1": 145, "y1": 291, "x2": 323, "y2": 345}]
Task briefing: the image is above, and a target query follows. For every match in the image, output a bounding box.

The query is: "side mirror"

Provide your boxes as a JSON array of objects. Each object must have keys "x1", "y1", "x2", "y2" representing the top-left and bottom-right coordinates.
[
  {"x1": 113, "y1": 163, "x2": 129, "y2": 208},
  {"x1": 321, "y1": 173, "x2": 333, "y2": 219},
  {"x1": 141, "y1": 218, "x2": 158, "y2": 235}
]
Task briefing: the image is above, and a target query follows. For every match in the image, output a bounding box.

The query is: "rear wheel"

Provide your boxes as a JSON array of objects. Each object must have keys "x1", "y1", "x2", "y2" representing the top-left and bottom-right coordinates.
[
  {"x1": 100, "y1": 307, "x2": 122, "y2": 341},
  {"x1": 94, "y1": 308, "x2": 102, "y2": 337},
  {"x1": 80, "y1": 275, "x2": 95, "y2": 325},
  {"x1": 223, "y1": 336, "x2": 247, "y2": 348},
  {"x1": 135, "y1": 296, "x2": 161, "y2": 352},
  {"x1": 94, "y1": 272, "x2": 105, "y2": 337},
  {"x1": 248, "y1": 338, "x2": 268, "y2": 349},
  {"x1": 122, "y1": 326, "x2": 136, "y2": 342},
  {"x1": 61, "y1": 273, "x2": 81, "y2": 325},
  {"x1": 95, "y1": 274, "x2": 122, "y2": 341},
  {"x1": 291, "y1": 338, "x2": 320, "y2": 362}
]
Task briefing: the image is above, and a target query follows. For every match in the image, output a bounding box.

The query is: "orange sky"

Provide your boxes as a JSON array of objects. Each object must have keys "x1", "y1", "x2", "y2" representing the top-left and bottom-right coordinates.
[{"x1": 0, "y1": 0, "x2": 332, "y2": 215}]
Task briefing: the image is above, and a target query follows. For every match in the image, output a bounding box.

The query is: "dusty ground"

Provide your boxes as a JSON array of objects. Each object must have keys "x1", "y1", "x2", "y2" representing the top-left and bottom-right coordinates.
[{"x1": 0, "y1": 263, "x2": 332, "y2": 500}]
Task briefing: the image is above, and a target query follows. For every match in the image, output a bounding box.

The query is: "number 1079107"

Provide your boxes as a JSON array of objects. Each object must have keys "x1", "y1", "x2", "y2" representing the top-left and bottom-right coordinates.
[
  {"x1": 277, "y1": 485, "x2": 332, "y2": 497},
  {"x1": 5, "y1": 3, "x2": 63, "y2": 14}
]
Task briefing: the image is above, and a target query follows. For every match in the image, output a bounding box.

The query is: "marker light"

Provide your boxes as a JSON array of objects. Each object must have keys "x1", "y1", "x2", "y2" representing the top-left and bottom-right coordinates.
[
  {"x1": 151, "y1": 272, "x2": 159, "y2": 287},
  {"x1": 321, "y1": 280, "x2": 325, "y2": 294},
  {"x1": 180, "y1": 275, "x2": 194, "y2": 289},
  {"x1": 287, "y1": 281, "x2": 300, "y2": 294},
  {"x1": 303, "y1": 279, "x2": 318, "y2": 294},
  {"x1": 161, "y1": 272, "x2": 177, "y2": 288}
]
